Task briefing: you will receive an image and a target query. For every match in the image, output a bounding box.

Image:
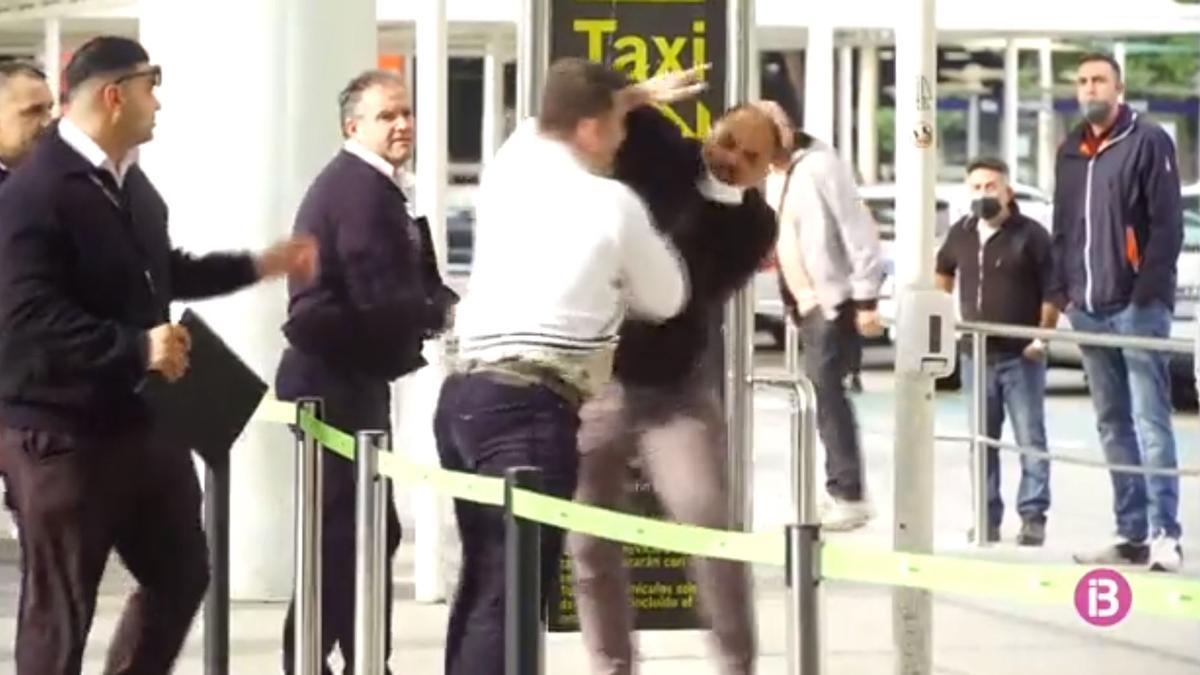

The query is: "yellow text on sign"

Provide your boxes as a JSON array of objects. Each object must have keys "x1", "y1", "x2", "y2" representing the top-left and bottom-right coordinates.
[{"x1": 574, "y1": 17, "x2": 712, "y2": 138}]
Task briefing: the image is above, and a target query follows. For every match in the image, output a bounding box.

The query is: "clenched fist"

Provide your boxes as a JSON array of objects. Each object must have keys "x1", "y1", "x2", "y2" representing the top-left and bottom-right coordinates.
[
  {"x1": 146, "y1": 323, "x2": 191, "y2": 382},
  {"x1": 255, "y1": 235, "x2": 318, "y2": 283},
  {"x1": 856, "y1": 309, "x2": 884, "y2": 339}
]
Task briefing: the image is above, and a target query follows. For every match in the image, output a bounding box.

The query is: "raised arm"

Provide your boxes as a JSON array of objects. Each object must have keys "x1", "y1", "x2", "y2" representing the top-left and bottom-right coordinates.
[{"x1": 614, "y1": 186, "x2": 689, "y2": 321}]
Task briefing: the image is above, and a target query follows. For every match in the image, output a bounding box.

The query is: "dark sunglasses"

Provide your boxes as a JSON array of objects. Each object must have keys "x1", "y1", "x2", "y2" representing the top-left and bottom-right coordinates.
[{"x1": 113, "y1": 65, "x2": 162, "y2": 88}]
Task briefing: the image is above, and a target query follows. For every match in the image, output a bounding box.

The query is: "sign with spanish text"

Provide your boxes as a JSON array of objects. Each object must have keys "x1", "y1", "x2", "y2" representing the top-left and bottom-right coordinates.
[{"x1": 545, "y1": 0, "x2": 728, "y2": 634}]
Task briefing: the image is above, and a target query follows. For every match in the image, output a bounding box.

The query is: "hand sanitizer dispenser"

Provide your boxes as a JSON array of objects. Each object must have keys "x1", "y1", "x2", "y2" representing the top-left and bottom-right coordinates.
[{"x1": 893, "y1": 289, "x2": 957, "y2": 378}]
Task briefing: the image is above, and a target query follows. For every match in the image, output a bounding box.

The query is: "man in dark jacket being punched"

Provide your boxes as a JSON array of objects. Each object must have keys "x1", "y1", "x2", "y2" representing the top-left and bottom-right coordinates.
[
  {"x1": 567, "y1": 98, "x2": 780, "y2": 675},
  {"x1": 275, "y1": 69, "x2": 457, "y2": 672},
  {"x1": 1052, "y1": 52, "x2": 1184, "y2": 572}
]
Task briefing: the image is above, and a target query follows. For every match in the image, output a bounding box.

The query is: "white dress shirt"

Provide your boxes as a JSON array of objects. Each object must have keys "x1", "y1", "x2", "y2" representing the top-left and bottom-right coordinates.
[{"x1": 58, "y1": 117, "x2": 139, "y2": 188}]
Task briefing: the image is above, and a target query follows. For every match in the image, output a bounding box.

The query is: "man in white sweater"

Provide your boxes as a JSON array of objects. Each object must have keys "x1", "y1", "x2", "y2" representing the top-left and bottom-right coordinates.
[
  {"x1": 433, "y1": 58, "x2": 700, "y2": 675},
  {"x1": 758, "y1": 100, "x2": 885, "y2": 532}
]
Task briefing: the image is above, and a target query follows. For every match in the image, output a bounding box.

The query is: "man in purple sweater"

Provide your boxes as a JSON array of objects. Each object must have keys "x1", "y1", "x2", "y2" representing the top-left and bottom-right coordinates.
[{"x1": 275, "y1": 70, "x2": 457, "y2": 673}]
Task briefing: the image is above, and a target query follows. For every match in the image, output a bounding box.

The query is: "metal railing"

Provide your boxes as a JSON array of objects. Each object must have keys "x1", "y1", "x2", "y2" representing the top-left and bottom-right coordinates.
[
  {"x1": 353, "y1": 430, "x2": 390, "y2": 675},
  {"x1": 956, "y1": 319, "x2": 1197, "y2": 547},
  {"x1": 293, "y1": 398, "x2": 324, "y2": 675},
  {"x1": 769, "y1": 318, "x2": 821, "y2": 675},
  {"x1": 284, "y1": 320, "x2": 827, "y2": 673}
]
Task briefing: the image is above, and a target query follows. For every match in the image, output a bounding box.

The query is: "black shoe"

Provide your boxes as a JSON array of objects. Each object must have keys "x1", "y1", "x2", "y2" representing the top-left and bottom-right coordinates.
[
  {"x1": 845, "y1": 373, "x2": 863, "y2": 393},
  {"x1": 1072, "y1": 539, "x2": 1150, "y2": 565},
  {"x1": 968, "y1": 525, "x2": 1001, "y2": 543},
  {"x1": 1017, "y1": 517, "x2": 1046, "y2": 547}
]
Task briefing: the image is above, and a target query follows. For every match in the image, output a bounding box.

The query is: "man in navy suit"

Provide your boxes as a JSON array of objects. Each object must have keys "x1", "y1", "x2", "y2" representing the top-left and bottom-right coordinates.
[
  {"x1": 276, "y1": 69, "x2": 457, "y2": 674},
  {"x1": 0, "y1": 60, "x2": 53, "y2": 183},
  {"x1": 0, "y1": 60, "x2": 54, "y2": 539}
]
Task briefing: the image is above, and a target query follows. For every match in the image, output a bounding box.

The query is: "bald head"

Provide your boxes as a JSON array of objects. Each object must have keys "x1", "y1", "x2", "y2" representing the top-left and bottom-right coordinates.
[{"x1": 702, "y1": 104, "x2": 780, "y2": 188}]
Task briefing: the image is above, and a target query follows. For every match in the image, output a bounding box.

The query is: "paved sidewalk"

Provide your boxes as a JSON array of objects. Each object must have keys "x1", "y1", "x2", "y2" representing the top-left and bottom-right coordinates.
[
  {"x1": 0, "y1": 539, "x2": 1195, "y2": 675},
  {"x1": 0, "y1": 365, "x2": 1197, "y2": 673}
]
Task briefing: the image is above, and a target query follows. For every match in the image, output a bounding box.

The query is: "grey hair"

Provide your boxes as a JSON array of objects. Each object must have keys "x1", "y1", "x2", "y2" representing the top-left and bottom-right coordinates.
[{"x1": 338, "y1": 69, "x2": 405, "y2": 132}]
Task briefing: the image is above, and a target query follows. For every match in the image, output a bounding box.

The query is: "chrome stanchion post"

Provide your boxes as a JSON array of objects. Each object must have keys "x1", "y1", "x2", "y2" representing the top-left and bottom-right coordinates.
[
  {"x1": 785, "y1": 318, "x2": 817, "y2": 524},
  {"x1": 970, "y1": 333, "x2": 990, "y2": 546},
  {"x1": 371, "y1": 437, "x2": 388, "y2": 653},
  {"x1": 354, "y1": 430, "x2": 389, "y2": 675},
  {"x1": 294, "y1": 397, "x2": 324, "y2": 675},
  {"x1": 785, "y1": 314, "x2": 822, "y2": 674},
  {"x1": 504, "y1": 467, "x2": 544, "y2": 675},
  {"x1": 786, "y1": 523, "x2": 821, "y2": 675},
  {"x1": 723, "y1": 0, "x2": 756, "y2": 533},
  {"x1": 203, "y1": 460, "x2": 230, "y2": 675}
]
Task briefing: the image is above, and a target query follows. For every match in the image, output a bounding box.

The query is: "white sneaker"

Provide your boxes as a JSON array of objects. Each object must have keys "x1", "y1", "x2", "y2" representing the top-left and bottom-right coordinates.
[
  {"x1": 821, "y1": 497, "x2": 873, "y2": 532},
  {"x1": 1149, "y1": 535, "x2": 1183, "y2": 573}
]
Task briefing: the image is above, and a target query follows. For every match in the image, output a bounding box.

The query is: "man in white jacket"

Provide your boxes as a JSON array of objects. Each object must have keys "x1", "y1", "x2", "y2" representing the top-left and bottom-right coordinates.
[{"x1": 758, "y1": 100, "x2": 885, "y2": 531}]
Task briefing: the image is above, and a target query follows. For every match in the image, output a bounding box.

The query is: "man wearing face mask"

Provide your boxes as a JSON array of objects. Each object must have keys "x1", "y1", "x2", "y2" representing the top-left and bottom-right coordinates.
[
  {"x1": 936, "y1": 158, "x2": 1059, "y2": 545},
  {"x1": 1051, "y1": 52, "x2": 1184, "y2": 572}
]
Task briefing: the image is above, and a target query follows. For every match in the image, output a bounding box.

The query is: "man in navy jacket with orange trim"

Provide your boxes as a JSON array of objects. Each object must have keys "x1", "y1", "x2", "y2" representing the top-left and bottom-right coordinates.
[{"x1": 1052, "y1": 52, "x2": 1183, "y2": 572}]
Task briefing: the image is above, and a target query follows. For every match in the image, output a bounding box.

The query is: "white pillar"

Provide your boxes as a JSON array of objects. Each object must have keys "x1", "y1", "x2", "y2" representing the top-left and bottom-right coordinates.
[
  {"x1": 403, "y1": 52, "x2": 415, "y2": 97},
  {"x1": 893, "y1": 0, "x2": 937, "y2": 672},
  {"x1": 857, "y1": 45, "x2": 879, "y2": 184},
  {"x1": 746, "y1": 14, "x2": 761, "y2": 102},
  {"x1": 838, "y1": 44, "x2": 855, "y2": 165},
  {"x1": 42, "y1": 18, "x2": 61, "y2": 112},
  {"x1": 1004, "y1": 40, "x2": 1020, "y2": 179},
  {"x1": 481, "y1": 39, "x2": 506, "y2": 162},
  {"x1": 803, "y1": 22, "x2": 835, "y2": 144},
  {"x1": 139, "y1": 0, "x2": 376, "y2": 600},
  {"x1": 1113, "y1": 41, "x2": 1127, "y2": 82},
  {"x1": 410, "y1": 0, "x2": 450, "y2": 605},
  {"x1": 967, "y1": 94, "x2": 981, "y2": 161},
  {"x1": 1037, "y1": 40, "x2": 1056, "y2": 193}
]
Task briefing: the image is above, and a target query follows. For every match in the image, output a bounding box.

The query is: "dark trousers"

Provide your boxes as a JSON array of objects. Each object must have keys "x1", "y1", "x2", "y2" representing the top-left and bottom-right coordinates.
[
  {"x1": 281, "y1": 382, "x2": 401, "y2": 675},
  {"x1": 800, "y1": 304, "x2": 866, "y2": 501},
  {"x1": 0, "y1": 426, "x2": 210, "y2": 674},
  {"x1": 434, "y1": 372, "x2": 580, "y2": 675}
]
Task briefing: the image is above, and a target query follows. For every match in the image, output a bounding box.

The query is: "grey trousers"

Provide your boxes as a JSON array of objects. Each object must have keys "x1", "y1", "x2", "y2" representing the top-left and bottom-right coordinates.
[{"x1": 567, "y1": 378, "x2": 757, "y2": 675}]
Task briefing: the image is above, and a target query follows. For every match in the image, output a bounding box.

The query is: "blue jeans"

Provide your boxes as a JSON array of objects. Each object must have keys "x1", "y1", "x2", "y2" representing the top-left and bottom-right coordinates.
[
  {"x1": 1068, "y1": 302, "x2": 1181, "y2": 541},
  {"x1": 434, "y1": 372, "x2": 581, "y2": 675},
  {"x1": 963, "y1": 353, "x2": 1051, "y2": 528}
]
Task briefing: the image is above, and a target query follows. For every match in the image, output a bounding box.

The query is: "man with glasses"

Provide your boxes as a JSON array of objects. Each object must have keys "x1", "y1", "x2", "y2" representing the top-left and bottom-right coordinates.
[{"x1": 0, "y1": 36, "x2": 316, "y2": 673}]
